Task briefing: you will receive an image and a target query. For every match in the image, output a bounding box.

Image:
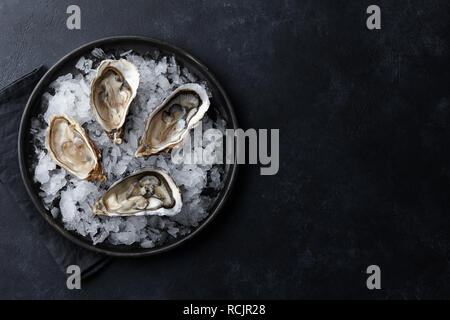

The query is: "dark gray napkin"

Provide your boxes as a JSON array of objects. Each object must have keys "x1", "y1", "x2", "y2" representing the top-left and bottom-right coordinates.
[{"x1": 0, "y1": 67, "x2": 111, "y2": 279}]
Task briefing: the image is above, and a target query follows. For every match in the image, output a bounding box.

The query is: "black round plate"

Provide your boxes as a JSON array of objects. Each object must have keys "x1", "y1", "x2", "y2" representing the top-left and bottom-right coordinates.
[{"x1": 18, "y1": 36, "x2": 238, "y2": 257}]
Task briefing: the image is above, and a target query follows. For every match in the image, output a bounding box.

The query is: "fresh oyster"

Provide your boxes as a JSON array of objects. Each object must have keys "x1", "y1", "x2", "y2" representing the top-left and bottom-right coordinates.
[
  {"x1": 90, "y1": 59, "x2": 140, "y2": 144},
  {"x1": 135, "y1": 83, "x2": 210, "y2": 157},
  {"x1": 45, "y1": 115, "x2": 106, "y2": 182},
  {"x1": 93, "y1": 167, "x2": 182, "y2": 217}
]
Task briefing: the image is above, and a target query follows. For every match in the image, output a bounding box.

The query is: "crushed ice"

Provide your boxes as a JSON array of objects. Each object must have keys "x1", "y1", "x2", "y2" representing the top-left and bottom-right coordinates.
[{"x1": 30, "y1": 48, "x2": 227, "y2": 248}]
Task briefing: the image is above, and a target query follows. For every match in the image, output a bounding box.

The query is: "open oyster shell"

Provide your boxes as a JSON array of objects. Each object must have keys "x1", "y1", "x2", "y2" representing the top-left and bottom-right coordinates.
[
  {"x1": 90, "y1": 59, "x2": 140, "y2": 145},
  {"x1": 45, "y1": 115, "x2": 106, "y2": 182},
  {"x1": 93, "y1": 167, "x2": 182, "y2": 217},
  {"x1": 135, "y1": 83, "x2": 210, "y2": 157}
]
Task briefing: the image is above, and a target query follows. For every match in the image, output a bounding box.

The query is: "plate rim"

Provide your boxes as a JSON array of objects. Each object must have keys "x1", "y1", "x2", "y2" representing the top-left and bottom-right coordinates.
[{"x1": 18, "y1": 35, "x2": 239, "y2": 257}]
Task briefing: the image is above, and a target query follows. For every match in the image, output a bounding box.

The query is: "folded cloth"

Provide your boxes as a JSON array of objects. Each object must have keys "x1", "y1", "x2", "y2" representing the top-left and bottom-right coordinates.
[{"x1": 0, "y1": 66, "x2": 111, "y2": 279}]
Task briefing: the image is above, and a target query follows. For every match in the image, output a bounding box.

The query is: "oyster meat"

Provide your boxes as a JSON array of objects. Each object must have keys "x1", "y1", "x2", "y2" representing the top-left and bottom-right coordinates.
[
  {"x1": 45, "y1": 115, "x2": 106, "y2": 182},
  {"x1": 90, "y1": 59, "x2": 140, "y2": 144},
  {"x1": 135, "y1": 83, "x2": 210, "y2": 157},
  {"x1": 93, "y1": 167, "x2": 182, "y2": 217}
]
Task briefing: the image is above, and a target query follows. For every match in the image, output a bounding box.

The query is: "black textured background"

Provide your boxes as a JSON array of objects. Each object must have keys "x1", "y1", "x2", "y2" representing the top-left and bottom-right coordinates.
[{"x1": 0, "y1": 0, "x2": 449, "y2": 299}]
